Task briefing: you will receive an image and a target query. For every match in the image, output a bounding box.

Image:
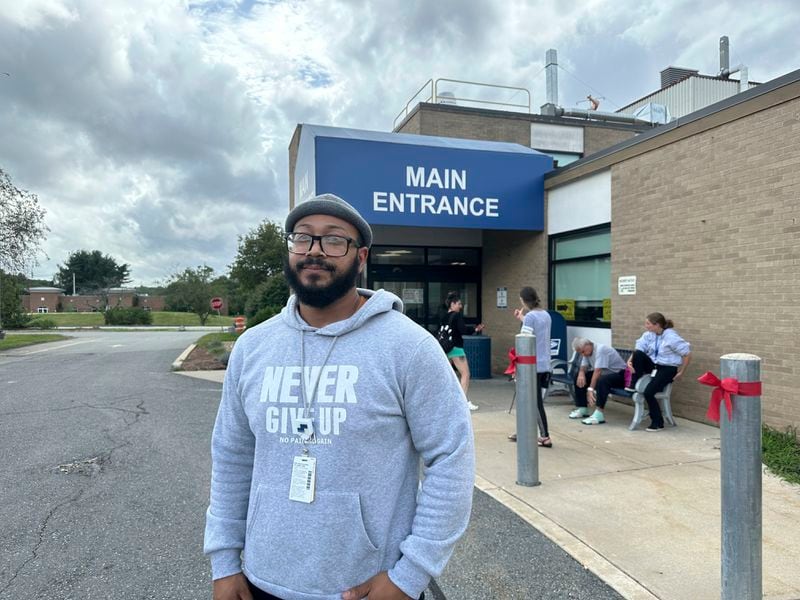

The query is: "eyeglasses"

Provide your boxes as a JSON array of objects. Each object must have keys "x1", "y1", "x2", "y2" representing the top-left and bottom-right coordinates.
[{"x1": 285, "y1": 232, "x2": 361, "y2": 257}]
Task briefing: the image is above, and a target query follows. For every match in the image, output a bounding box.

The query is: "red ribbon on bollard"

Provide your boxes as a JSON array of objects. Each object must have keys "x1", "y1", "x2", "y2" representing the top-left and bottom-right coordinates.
[
  {"x1": 697, "y1": 371, "x2": 762, "y2": 422},
  {"x1": 504, "y1": 348, "x2": 537, "y2": 376}
]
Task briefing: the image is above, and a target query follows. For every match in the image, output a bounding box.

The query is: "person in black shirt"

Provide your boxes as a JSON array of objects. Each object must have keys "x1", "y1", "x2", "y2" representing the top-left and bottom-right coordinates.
[{"x1": 442, "y1": 291, "x2": 484, "y2": 411}]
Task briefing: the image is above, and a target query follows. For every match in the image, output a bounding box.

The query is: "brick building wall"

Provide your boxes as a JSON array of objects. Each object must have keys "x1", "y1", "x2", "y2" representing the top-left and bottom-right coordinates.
[
  {"x1": 108, "y1": 292, "x2": 135, "y2": 308},
  {"x1": 397, "y1": 111, "x2": 421, "y2": 135},
  {"x1": 408, "y1": 107, "x2": 532, "y2": 145},
  {"x1": 22, "y1": 291, "x2": 60, "y2": 313},
  {"x1": 62, "y1": 295, "x2": 104, "y2": 312},
  {"x1": 584, "y1": 126, "x2": 643, "y2": 156},
  {"x1": 610, "y1": 96, "x2": 800, "y2": 429},
  {"x1": 481, "y1": 230, "x2": 548, "y2": 373},
  {"x1": 138, "y1": 295, "x2": 166, "y2": 312},
  {"x1": 399, "y1": 104, "x2": 646, "y2": 152}
]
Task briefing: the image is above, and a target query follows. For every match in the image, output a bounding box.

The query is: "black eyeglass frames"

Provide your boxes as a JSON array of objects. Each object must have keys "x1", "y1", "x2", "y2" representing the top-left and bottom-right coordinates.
[{"x1": 284, "y1": 232, "x2": 361, "y2": 257}]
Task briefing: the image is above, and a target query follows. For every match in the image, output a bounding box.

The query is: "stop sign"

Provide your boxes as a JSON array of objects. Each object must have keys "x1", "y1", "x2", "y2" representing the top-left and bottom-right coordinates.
[{"x1": 210, "y1": 297, "x2": 223, "y2": 310}]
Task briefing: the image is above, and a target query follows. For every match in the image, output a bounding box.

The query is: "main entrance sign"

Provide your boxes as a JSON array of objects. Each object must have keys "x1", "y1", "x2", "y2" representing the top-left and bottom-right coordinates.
[{"x1": 294, "y1": 124, "x2": 551, "y2": 231}]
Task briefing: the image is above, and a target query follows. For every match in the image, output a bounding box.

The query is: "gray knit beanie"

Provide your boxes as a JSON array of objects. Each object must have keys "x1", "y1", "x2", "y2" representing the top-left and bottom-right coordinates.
[{"x1": 285, "y1": 193, "x2": 373, "y2": 248}]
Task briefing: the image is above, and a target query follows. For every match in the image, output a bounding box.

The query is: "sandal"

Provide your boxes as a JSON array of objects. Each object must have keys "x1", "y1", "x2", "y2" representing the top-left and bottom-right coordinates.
[{"x1": 537, "y1": 436, "x2": 553, "y2": 448}]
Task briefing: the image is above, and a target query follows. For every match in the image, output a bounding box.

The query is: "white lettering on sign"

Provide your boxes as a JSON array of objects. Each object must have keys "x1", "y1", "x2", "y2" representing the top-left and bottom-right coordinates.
[
  {"x1": 373, "y1": 191, "x2": 499, "y2": 217},
  {"x1": 406, "y1": 167, "x2": 467, "y2": 190},
  {"x1": 373, "y1": 164, "x2": 501, "y2": 219}
]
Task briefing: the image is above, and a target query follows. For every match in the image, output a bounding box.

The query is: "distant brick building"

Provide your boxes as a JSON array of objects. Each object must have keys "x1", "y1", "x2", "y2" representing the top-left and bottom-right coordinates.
[{"x1": 22, "y1": 287, "x2": 171, "y2": 313}]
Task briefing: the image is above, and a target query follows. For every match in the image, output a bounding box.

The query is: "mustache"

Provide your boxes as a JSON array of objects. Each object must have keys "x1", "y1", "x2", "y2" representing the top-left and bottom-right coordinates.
[{"x1": 296, "y1": 257, "x2": 335, "y2": 271}]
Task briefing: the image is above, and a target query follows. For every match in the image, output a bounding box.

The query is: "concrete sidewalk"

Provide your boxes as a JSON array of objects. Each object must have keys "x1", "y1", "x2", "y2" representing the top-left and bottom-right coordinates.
[
  {"x1": 467, "y1": 377, "x2": 800, "y2": 600},
  {"x1": 177, "y1": 369, "x2": 800, "y2": 599}
]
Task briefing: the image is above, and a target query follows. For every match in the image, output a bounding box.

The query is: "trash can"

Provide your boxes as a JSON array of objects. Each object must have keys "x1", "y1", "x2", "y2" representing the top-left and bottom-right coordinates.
[{"x1": 463, "y1": 335, "x2": 492, "y2": 379}]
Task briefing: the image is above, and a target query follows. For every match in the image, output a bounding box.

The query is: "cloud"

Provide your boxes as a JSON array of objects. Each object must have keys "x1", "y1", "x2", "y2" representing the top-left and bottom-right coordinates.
[{"x1": 1, "y1": 0, "x2": 798, "y2": 285}]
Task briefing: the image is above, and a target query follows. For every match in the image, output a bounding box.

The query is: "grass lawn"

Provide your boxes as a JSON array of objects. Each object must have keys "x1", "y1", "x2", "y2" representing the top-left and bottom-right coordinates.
[
  {"x1": 763, "y1": 426, "x2": 800, "y2": 486},
  {"x1": 25, "y1": 311, "x2": 235, "y2": 327},
  {"x1": 195, "y1": 332, "x2": 239, "y2": 351},
  {"x1": 0, "y1": 334, "x2": 69, "y2": 351},
  {"x1": 151, "y1": 312, "x2": 235, "y2": 327}
]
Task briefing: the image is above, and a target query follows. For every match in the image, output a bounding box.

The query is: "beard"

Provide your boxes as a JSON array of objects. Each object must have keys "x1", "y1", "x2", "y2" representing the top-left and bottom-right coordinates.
[{"x1": 283, "y1": 253, "x2": 361, "y2": 309}]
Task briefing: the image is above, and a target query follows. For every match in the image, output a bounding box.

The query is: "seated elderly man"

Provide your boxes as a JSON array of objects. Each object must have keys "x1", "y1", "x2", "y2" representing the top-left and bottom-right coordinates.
[{"x1": 569, "y1": 337, "x2": 628, "y2": 425}]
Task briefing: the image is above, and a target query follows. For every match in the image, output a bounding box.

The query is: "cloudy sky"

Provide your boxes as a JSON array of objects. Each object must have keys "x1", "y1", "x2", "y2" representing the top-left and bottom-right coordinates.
[{"x1": 1, "y1": 0, "x2": 797, "y2": 286}]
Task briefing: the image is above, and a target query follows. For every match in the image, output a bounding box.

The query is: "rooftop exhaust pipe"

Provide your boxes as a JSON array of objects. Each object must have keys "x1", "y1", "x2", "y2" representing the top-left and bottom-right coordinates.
[
  {"x1": 545, "y1": 48, "x2": 558, "y2": 105},
  {"x1": 720, "y1": 36, "x2": 730, "y2": 74},
  {"x1": 718, "y1": 35, "x2": 748, "y2": 93},
  {"x1": 539, "y1": 49, "x2": 650, "y2": 125}
]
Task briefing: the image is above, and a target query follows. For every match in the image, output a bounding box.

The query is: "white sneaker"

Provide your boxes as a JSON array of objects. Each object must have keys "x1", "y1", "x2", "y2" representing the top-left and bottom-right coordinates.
[
  {"x1": 569, "y1": 407, "x2": 589, "y2": 419},
  {"x1": 467, "y1": 401, "x2": 479, "y2": 411}
]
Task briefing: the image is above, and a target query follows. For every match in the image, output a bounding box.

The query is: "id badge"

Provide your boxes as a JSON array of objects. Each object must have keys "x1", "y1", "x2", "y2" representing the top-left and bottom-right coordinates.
[
  {"x1": 651, "y1": 369, "x2": 658, "y2": 377},
  {"x1": 289, "y1": 455, "x2": 316, "y2": 503},
  {"x1": 293, "y1": 417, "x2": 315, "y2": 441}
]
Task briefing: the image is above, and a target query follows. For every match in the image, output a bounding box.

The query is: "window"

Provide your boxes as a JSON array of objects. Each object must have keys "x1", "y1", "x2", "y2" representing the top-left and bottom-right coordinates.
[{"x1": 550, "y1": 226, "x2": 611, "y2": 326}]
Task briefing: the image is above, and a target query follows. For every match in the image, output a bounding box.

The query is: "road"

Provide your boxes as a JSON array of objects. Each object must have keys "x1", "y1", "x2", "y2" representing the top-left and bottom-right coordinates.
[
  {"x1": 0, "y1": 331, "x2": 216, "y2": 599},
  {"x1": 0, "y1": 331, "x2": 621, "y2": 599}
]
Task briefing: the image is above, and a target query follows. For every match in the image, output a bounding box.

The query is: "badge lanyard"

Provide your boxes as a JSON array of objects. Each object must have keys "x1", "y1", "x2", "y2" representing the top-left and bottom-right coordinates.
[
  {"x1": 654, "y1": 335, "x2": 661, "y2": 362},
  {"x1": 290, "y1": 330, "x2": 338, "y2": 504},
  {"x1": 297, "y1": 329, "x2": 339, "y2": 453}
]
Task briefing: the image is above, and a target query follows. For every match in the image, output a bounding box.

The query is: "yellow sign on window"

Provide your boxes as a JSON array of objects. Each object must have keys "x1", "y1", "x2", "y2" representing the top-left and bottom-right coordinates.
[
  {"x1": 603, "y1": 298, "x2": 611, "y2": 322},
  {"x1": 555, "y1": 298, "x2": 575, "y2": 320}
]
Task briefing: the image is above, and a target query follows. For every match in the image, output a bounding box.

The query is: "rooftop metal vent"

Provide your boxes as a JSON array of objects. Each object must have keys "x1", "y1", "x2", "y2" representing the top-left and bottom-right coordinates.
[{"x1": 660, "y1": 66, "x2": 699, "y2": 89}]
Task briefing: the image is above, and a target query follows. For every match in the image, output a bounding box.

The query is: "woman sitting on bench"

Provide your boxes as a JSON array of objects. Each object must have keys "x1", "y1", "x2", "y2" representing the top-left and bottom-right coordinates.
[{"x1": 628, "y1": 312, "x2": 692, "y2": 432}]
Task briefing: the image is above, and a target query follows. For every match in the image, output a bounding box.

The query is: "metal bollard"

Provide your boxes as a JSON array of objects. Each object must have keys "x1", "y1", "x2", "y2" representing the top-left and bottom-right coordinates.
[
  {"x1": 720, "y1": 353, "x2": 762, "y2": 600},
  {"x1": 514, "y1": 333, "x2": 540, "y2": 487}
]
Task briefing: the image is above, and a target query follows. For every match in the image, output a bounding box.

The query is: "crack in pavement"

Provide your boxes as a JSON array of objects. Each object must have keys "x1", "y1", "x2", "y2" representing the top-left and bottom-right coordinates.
[
  {"x1": 0, "y1": 488, "x2": 87, "y2": 597},
  {"x1": 0, "y1": 399, "x2": 151, "y2": 419},
  {"x1": 0, "y1": 398, "x2": 149, "y2": 596}
]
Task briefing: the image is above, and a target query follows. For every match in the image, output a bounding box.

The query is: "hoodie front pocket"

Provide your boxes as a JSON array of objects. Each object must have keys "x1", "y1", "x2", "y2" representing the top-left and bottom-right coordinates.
[{"x1": 244, "y1": 485, "x2": 381, "y2": 595}]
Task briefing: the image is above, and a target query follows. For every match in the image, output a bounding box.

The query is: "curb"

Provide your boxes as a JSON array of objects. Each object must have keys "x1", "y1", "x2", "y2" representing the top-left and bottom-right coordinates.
[
  {"x1": 474, "y1": 475, "x2": 658, "y2": 600},
  {"x1": 171, "y1": 343, "x2": 197, "y2": 371}
]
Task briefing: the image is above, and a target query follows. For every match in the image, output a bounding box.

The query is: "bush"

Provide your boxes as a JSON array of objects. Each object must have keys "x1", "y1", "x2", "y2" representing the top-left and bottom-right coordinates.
[
  {"x1": 3, "y1": 310, "x2": 30, "y2": 328},
  {"x1": 247, "y1": 305, "x2": 281, "y2": 328},
  {"x1": 104, "y1": 307, "x2": 153, "y2": 325},
  {"x1": 27, "y1": 317, "x2": 57, "y2": 329}
]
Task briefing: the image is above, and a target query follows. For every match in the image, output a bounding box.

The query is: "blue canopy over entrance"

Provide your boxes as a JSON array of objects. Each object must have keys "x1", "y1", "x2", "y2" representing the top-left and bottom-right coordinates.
[{"x1": 293, "y1": 124, "x2": 552, "y2": 232}]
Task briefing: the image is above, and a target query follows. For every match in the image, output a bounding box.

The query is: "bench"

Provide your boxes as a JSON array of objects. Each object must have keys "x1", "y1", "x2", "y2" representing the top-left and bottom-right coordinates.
[{"x1": 545, "y1": 348, "x2": 676, "y2": 431}]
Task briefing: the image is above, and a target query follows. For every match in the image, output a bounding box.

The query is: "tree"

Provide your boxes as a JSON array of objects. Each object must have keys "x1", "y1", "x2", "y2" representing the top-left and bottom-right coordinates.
[
  {"x1": 244, "y1": 274, "x2": 290, "y2": 316},
  {"x1": 56, "y1": 250, "x2": 131, "y2": 295},
  {"x1": 0, "y1": 167, "x2": 49, "y2": 332},
  {"x1": 0, "y1": 271, "x2": 29, "y2": 329},
  {"x1": 0, "y1": 168, "x2": 49, "y2": 274},
  {"x1": 164, "y1": 265, "x2": 223, "y2": 325},
  {"x1": 229, "y1": 220, "x2": 285, "y2": 292}
]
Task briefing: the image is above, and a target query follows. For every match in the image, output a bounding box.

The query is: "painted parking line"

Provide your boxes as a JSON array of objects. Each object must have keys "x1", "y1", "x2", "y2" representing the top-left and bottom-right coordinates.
[{"x1": 16, "y1": 339, "x2": 98, "y2": 355}]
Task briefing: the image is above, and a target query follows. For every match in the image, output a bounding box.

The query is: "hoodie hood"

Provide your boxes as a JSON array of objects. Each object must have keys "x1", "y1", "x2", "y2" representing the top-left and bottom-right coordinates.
[{"x1": 280, "y1": 288, "x2": 404, "y2": 336}]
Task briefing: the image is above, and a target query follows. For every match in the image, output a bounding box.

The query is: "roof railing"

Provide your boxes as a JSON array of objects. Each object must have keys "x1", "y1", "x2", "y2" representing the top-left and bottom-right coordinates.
[{"x1": 393, "y1": 78, "x2": 531, "y2": 130}]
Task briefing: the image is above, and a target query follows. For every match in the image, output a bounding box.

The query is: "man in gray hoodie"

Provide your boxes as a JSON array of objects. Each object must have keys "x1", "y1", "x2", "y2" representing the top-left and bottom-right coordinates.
[{"x1": 205, "y1": 194, "x2": 475, "y2": 600}]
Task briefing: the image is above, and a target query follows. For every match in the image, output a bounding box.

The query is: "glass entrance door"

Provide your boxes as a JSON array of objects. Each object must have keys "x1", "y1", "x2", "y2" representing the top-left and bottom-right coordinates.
[{"x1": 368, "y1": 246, "x2": 481, "y2": 332}]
